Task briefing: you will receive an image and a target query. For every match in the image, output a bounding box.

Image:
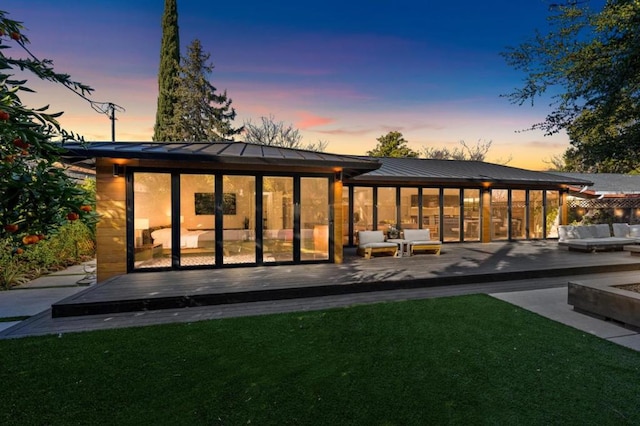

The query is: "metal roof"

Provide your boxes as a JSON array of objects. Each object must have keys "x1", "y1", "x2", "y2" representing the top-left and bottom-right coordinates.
[
  {"x1": 58, "y1": 142, "x2": 594, "y2": 188},
  {"x1": 58, "y1": 141, "x2": 381, "y2": 178},
  {"x1": 348, "y1": 157, "x2": 593, "y2": 187},
  {"x1": 551, "y1": 172, "x2": 640, "y2": 195}
]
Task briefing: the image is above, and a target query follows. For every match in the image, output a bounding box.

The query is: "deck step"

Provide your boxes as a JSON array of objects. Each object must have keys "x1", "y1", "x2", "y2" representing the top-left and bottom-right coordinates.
[{"x1": 51, "y1": 261, "x2": 640, "y2": 318}]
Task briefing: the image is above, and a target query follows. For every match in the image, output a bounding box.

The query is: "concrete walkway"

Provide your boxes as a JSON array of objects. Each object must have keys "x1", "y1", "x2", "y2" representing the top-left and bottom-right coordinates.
[
  {"x1": 1, "y1": 258, "x2": 639, "y2": 352},
  {"x1": 0, "y1": 261, "x2": 95, "y2": 333}
]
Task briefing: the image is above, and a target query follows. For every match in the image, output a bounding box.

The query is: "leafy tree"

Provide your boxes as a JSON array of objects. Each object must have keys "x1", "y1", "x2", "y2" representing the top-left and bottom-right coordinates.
[
  {"x1": 503, "y1": 0, "x2": 640, "y2": 172},
  {"x1": 0, "y1": 10, "x2": 97, "y2": 252},
  {"x1": 243, "y1": 114, "x2": 327, "y2": 151},
  {"x1": 168, "y1": 39, "x2": 242, "y2": 141},
  {"x1": 153, "y1": 0, "x2": 180, "y2": 142},
  {"x1": 367, "y1": 131, "x2": 419, "y2": 158}
]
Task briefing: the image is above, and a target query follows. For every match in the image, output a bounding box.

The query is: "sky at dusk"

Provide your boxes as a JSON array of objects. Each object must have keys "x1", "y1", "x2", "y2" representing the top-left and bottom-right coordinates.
[{"x1": 2, "y1": 0, "x2": 599, "y2": 170}]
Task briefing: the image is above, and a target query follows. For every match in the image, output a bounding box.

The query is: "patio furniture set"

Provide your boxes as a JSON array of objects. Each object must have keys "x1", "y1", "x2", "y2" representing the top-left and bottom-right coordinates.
[{"x1": 356, "y1": 229, "x2": 441, "y2": 259}]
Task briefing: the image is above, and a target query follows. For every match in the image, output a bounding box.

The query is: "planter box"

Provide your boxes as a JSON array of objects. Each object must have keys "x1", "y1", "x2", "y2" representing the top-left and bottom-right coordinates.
[{"x1": 568, "y1": 276, "x2": 640, "y2": 330}]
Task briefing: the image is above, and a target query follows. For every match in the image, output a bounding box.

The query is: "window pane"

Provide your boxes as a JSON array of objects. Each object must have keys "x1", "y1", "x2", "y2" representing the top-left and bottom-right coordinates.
[
  {"x1": 545, "y1": 191, "x2": 560, "y2": 238},
  {"x1": 443, "y1": 189, "x2": 460, "y2": 241},
  {"x1": 342, "y1": 186, "x2": 350, "y2": 245},
  {"x1": 301, "y1": 177, "x2": 329, "y2": 261},
  {"x1": 491, "y1": 189, "x2": 508, "y2": 240},
  {"x1": 529, "y1": 190, "x2": 544, "y2": 239},
  {"x1": 463, "y1": 189, "x2": 480, "y2": 241},
  {"x1": 223, "y1": 175, "x2": 255, "y2": 264},
  {"x1": 263, "y1": 176, "x2": 293, "y2": 263},
  {"x1": 400, "y1": 188, "x2": 419, "y2": 231},
  {"x1": 133, "y1": 173, "x2": 171, "y2": 269},
  {"x1": 422, "y1": 188, "x2": 440, "y2": 240},
  {"x1": 353, "y1": 187, "x2": 373, "y2": 240},
  {"x1": 376, "y1": 187, "x2": 396, "y2": 231},
  {"x1": 180, "y1": 174, "x2": 215, "y2": 267},
  {"x1": 511, "y1": 190, "x2": 526, "y2": 239}
]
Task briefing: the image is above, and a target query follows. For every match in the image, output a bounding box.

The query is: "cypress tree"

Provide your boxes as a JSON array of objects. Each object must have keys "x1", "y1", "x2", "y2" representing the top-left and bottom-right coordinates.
[{"x1": 153, "y1": 0, "x2": 180, "y2": 141}]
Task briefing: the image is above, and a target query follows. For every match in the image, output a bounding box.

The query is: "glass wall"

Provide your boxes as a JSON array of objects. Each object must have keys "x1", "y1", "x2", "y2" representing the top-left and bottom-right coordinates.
[
  {"x1": 377, "y1": 187, "x2": 397, "y2": 231},
  {"x1": 223, "y1": 175, "x2": 256, "y2": 264},
  {"x1": 399, "y1": 188, "x2": 419, "y2": 231},
  {"x1": 491, "y1": 189, "x2": 509, "y2": 240},
  {"x1": 443, "y1": 189, "x2": 461, "y2": 241},
  {"x1": 263, "y1": 176, "x2": 294, "y2": 263},
  {"x1": 529, "y1": 190, "x2": 544, "y2": 239},
  {"x1": 133, "y1": 173, "x2": 172, "y2": 269},
  {"x1": 511, "y1": 190, "x2": 526, "y2": 240},
  {"x1": 545, "y1": 191, "x2": 560, "y2": 238},
  {"x1": 422, "y1": 188, "x2": 440, "y2": 240},
  {"x1": 180, "y1": 174, "x2": 215, "y2": 267},
  {"x1": 463, "y1": 189, "x2": 481, "y2": 241},
  {"x1": 301, "y1": 177, "x2": 329, "y2": 261}
]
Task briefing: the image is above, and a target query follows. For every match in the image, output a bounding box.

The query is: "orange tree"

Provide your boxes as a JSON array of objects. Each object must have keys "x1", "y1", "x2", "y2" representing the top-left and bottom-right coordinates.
[{"x1": 0, "y1": 10, "x2": 97, "y2": 254}]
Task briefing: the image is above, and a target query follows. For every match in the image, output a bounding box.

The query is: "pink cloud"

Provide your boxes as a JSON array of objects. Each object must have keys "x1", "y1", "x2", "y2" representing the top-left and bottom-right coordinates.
[{"x1": 295, "y1": 111, "x2": 333, "y2": 129}]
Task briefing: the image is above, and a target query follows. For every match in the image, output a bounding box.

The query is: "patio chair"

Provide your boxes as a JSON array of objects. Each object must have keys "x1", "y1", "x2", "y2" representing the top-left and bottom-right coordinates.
[
  {"x1": 403, "y1": 229, "x2": 441, "y2": 255},
  {"x1": 356, "y1": 230, "x2": 398, "y2": 259}
]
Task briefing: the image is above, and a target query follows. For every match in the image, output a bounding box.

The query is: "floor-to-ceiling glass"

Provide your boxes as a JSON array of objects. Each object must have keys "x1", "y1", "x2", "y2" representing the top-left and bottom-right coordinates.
[
  {"x1": 545, "y1": 191, "x2": 560, "y2": 238},
  {"x1": 301, "y1": 177, "x2": 329, "y2": 261},
  {"x1": 443, "y1": 189, "x2": 461, "y2": 241},
  {"x1": 511, "y1": 190, "x2": 526, "y2": 239},
  {"x1": 399, "y1": 188, "x2": 419, "y2": 231},
  {"x1": 223, "y1": 175, "x2": 256, "y2": 264},
  {"x1": 491, "y1": 189, "x2": 509, "y2": 240},
  {"x1": 422, "y1": 188, "x2": 440, "y2": 240},
  {"x1": 133, "y1": 172, "x2": 172, "y2": 269},
  {"x1": 529, "y1": 190, "x2": 544, "y2": 239},
  {"x1": 263, "y1": 176, "x2": 294, "y2": 263},
  {"x1": 463, "y1": 189, "x2": 481, "y2": 241},
  {"x1": 180, "y1": 174, "x2": 216, "y2": 266}
]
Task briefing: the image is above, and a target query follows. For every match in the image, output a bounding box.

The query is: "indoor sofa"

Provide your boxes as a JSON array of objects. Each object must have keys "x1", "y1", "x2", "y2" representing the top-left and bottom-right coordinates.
[{"x1": 557, "y1": 224, "x2": 636, "y2": 252}]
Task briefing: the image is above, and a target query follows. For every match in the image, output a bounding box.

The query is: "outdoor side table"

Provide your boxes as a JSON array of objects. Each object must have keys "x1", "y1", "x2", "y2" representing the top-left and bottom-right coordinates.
[{"x1": 387, "y1": 238, "x2": 409, "y2": 257}]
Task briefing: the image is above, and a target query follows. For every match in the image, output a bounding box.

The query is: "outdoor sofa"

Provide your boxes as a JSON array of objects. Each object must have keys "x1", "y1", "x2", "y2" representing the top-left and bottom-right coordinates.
[
  {"x1": 557, "y1": 224, "x2": 636, "y2": 252},
  {"x1": 356, "y1": 230, "x2": 398, "y2": 259},
  {"x1": 612, "y1": 223, "x2": 640, "y2": 241},
  {"x1": 402, "y1": 229, "x2": 442, "y2": 255}
]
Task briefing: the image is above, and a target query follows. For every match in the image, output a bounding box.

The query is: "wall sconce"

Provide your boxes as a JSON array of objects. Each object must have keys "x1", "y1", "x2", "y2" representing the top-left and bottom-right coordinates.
[
  {"x1": 335, "y1": 171, "x2": 343, "y2": 182},
  {"x1": 112, "y1": 164, "x2": 124, "y2": 177}
]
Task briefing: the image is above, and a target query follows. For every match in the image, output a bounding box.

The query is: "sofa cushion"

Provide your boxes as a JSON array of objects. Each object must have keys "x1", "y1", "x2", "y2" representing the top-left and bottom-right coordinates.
[
  {"x1": 630, "y1": 225, "x2": 640, "y2": 237},
  {"x1": 403, "y1": 229, "x2": 432, "y2": 242},
  {"x1": 612, "y1": 223, "x2": 630, "y2": 238},
  {"x1": 593, "y1": 224, "x2": 611, "y2": 238},
  {"x1": 360, "y1": 241, "x2": 398, "y2": 249},
  {"x1": 357, "y1": 230, "x2": 385, "y2": 246},
  {"x1": 575, "y1": 226, "x2": 595, "y2": 239}
]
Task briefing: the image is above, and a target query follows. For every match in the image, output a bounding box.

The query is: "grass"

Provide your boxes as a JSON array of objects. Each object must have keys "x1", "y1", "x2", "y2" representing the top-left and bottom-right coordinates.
[{"x1": 1, "y1": 294, "x2": 639, "y2": 425}]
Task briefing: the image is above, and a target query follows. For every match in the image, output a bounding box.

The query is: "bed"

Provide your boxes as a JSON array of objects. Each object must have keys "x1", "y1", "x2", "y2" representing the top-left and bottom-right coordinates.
[{"x1": 150, "y1": 227, "x2": 215, "y2": 249}]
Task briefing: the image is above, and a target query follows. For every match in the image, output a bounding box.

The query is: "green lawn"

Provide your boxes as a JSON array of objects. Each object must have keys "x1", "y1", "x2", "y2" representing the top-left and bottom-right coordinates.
[{"x1": 2, "y1": 294, "x2": 639, "y2": 425}]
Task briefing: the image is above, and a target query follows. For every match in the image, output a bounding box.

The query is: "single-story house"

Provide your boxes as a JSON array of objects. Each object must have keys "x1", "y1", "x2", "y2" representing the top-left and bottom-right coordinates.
[{"x1": 60, "y1": 141, "x2": 592, "y2": 283}]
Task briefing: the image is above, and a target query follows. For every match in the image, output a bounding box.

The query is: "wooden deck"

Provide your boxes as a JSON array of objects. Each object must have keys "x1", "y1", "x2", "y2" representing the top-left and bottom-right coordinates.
[{"x1": 52, "y1": 241, "x2": 640, "y2": 317}]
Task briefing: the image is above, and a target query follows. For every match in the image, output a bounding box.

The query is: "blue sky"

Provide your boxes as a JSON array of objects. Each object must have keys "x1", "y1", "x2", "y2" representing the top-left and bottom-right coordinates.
[{"x1": 2, "y1": 0, "x2": 598, "y2": 169}]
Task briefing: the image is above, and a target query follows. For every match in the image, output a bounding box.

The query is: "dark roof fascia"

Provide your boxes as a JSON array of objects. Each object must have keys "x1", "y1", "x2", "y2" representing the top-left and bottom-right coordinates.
[
  {"x1": 345, "y1": 175, "x2": 588, "y2": 188},
  {"x1": 58, "y1": 142, "x2": 381, "y2": 177}
]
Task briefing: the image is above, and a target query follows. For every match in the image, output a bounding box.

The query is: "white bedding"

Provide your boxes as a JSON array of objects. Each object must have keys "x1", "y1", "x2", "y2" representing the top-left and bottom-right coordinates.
[{"x1": 150, "y1": 228, "x2": 214, "y2": 249}]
